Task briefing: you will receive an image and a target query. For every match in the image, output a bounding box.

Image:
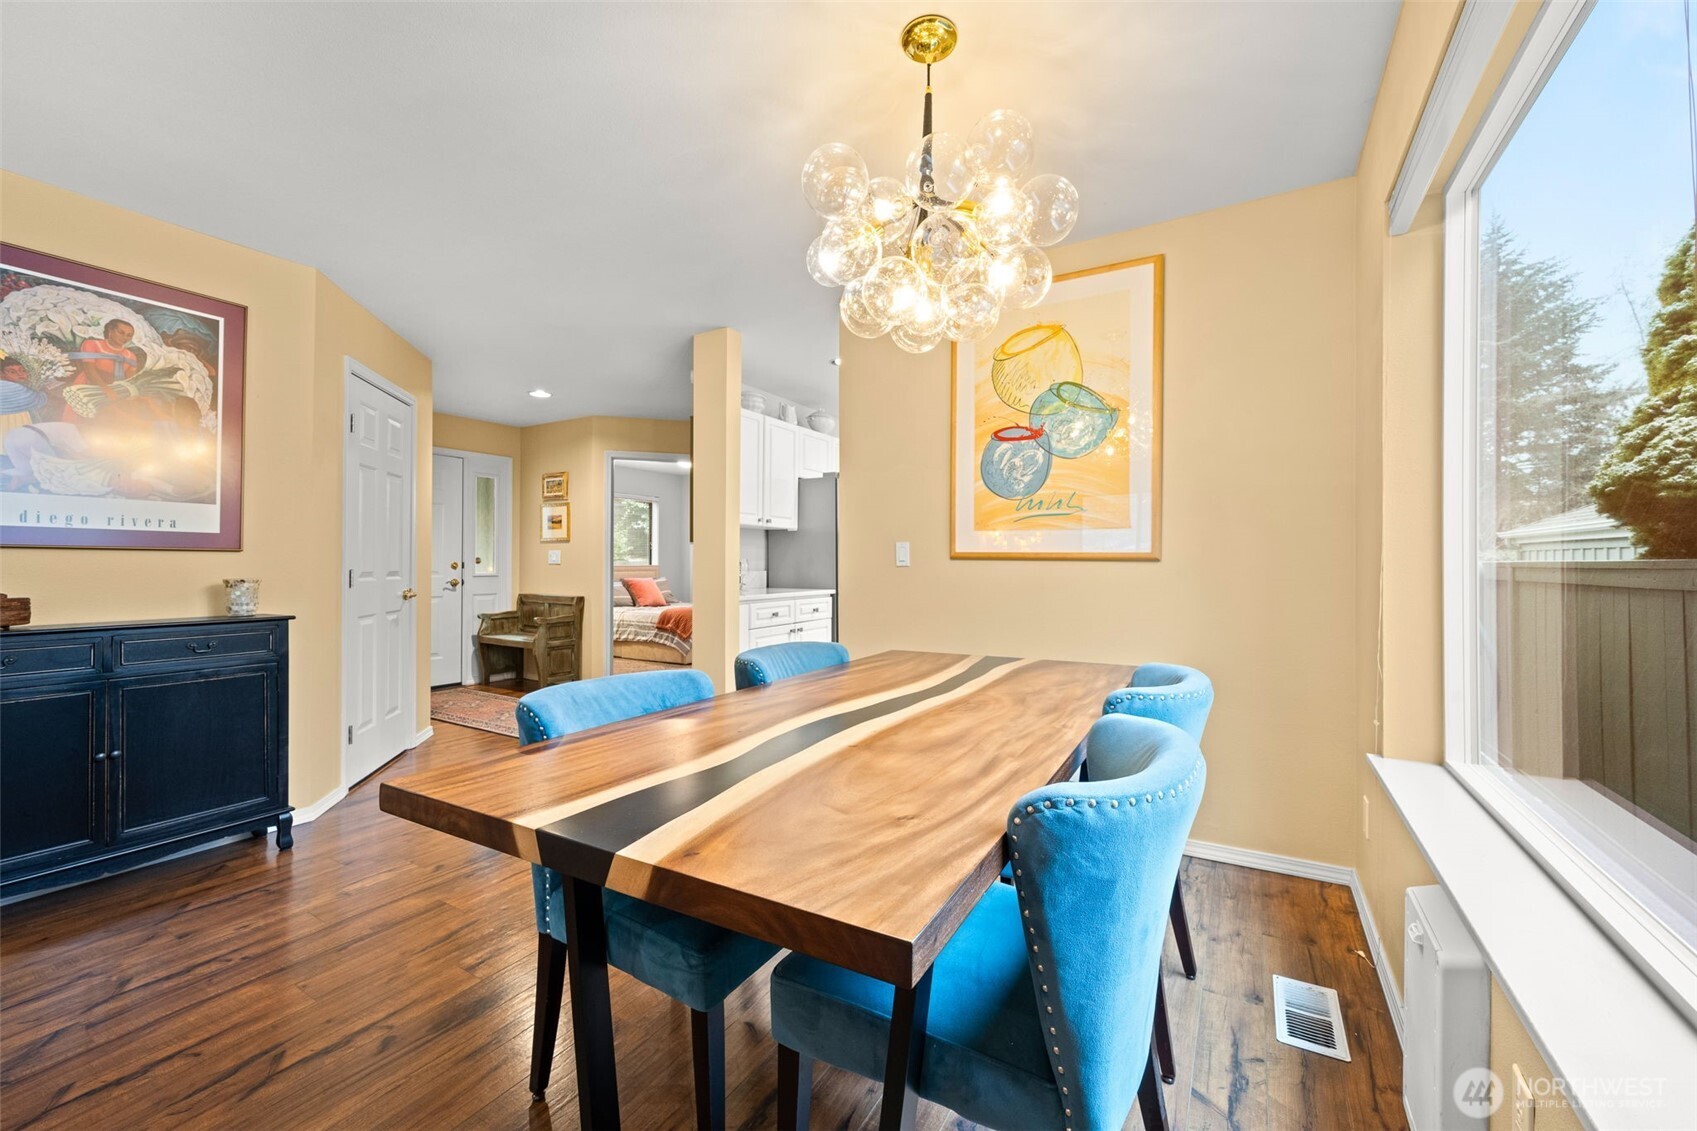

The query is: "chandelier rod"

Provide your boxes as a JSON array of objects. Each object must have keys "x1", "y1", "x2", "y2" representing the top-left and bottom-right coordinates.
[{"x1": 918, "y1": 65, "x2": 935, "y2": 224}]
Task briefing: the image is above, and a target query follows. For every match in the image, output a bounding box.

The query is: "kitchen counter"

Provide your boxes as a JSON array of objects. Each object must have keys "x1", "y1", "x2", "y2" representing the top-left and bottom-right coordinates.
[{"x1": 738, "y1": 587, "x2": 835, "y2": 601}]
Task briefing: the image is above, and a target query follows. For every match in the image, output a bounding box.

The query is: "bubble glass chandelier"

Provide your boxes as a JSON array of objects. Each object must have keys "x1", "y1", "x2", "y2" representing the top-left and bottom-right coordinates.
[{"x1": 801, "y1": 14, "x2": 1080, "y2": 354}]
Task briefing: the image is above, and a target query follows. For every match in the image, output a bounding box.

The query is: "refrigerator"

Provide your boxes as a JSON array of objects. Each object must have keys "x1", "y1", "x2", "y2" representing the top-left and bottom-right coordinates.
[{"x1": 767, "y1": 473, "x2": 839, "y2": 641}]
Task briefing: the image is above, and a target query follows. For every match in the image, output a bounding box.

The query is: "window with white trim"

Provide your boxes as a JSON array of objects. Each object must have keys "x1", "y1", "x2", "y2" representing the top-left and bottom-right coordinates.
[
  {"x1": 1444, "y1": 0, "x2": 1697, "y2": 1005},
  {"x1": 613, "y1": 495, "x2": 657, "y2": 566}
]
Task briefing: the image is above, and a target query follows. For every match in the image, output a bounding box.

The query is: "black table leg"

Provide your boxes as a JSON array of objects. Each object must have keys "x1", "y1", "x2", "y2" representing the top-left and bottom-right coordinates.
[
  {"x1": 562, "y1": 876, "x2": 620, "y2": 1131},
  {"x1": 878, "y1": 965, "x2": 934, "y2": 1131},
  {"x1": 1170, "y1": 878, "x2": 1197, "y2": 980}
]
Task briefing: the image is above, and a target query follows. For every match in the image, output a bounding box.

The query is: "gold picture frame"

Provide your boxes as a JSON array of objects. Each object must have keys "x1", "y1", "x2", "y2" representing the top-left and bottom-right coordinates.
[
  {"x1": 950, "y1": 254, "x2": 1164, "y2": 560},
  {"x1": 541, "y1": 471, "x2": 569, "y2": 501},
  {"x1": 540, "y1": 502, "x2": 571, "y2": 542}
]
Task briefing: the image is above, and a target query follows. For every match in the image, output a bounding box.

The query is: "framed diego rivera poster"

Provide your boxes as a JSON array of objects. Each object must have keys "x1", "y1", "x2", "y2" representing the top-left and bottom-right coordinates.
[
  {"x1": 0, "y1": 244, "x2": 246, "y2": 550},
  {"x1": 951, "y1": 255, "x2": 1162, "y2": 560}
]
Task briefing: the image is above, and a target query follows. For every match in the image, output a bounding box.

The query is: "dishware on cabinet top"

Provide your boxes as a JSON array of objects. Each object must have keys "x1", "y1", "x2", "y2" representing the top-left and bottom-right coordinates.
[
  {"x1": 780, "y1": 403, "x2": 799, "y2": 424},
  {"x1": 740, "y1": 391, "x2": 767, "y2": 412},
  {"x1": 806, "y1": 411, "x2": 837, "y2": 435}
]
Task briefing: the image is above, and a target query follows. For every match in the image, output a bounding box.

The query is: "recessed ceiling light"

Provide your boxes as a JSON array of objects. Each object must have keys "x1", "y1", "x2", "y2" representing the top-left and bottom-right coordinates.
[{"x1": 528, "y1": 388, "x2": 552, "y2": 398}]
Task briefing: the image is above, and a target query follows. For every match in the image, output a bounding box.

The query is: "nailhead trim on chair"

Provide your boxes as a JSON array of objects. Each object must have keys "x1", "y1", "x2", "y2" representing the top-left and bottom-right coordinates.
[
  {"x1": 1011, "y1": 757, "x2": 1204, "y2": 1131},
  {"x1": 518, "y1": 702, "x2": 544, "y2": 734},
  {"x1": 733, "y1": 659, "x2": 774, "y2": 688}
]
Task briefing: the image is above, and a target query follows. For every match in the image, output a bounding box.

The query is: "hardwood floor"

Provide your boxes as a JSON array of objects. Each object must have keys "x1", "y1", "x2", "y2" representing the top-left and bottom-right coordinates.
[{"x1": 0, "y1": 721, "x2": 1405, "y2": 1130}]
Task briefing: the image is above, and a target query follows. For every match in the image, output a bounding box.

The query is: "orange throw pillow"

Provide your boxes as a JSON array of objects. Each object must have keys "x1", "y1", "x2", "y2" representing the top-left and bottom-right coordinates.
[{"x1": 623, "y1": 577, "x2": 667, "y2": 607}]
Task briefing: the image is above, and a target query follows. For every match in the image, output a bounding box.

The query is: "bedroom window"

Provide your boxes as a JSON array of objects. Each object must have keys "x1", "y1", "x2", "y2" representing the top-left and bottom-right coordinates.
[
  {"x1": 613, "y1": 495, "x2": 657, "y2": 566},
  {"x1": 1443, "y1": 0, "x2": 1697, "y2": 1006}
]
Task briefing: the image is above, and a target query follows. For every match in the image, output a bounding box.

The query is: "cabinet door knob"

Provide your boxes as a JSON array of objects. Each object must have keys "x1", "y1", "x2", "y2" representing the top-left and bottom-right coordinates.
[
  {"x1": 94, "y1": 751, "x2": 106, "y2": 762},
  {"x1": 110, "y1": 750, "x2": 122, "y2": 760},
  {"x1": 1, "y1": 655, "x2": 15, "y2": 666}
]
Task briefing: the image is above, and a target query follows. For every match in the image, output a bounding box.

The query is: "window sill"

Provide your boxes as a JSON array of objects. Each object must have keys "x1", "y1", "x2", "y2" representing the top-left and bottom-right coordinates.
[{"x1": 1368, "y1": 755, "x2": 1697, "y2": 1131}]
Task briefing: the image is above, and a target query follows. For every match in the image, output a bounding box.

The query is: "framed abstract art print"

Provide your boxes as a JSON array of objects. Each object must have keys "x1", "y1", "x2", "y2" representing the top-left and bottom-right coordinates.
[
  {"x1": 0, "y1": 244, "x2": 246, "y2": 550},
  {"x1": 951, "y1": 255, "x2": 1162, "y2": 560}
]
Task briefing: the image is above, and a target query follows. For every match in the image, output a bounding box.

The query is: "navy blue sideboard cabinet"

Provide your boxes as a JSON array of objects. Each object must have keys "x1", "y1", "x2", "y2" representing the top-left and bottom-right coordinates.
[{"x1": 0, "y1": 615, "x2": 293, "y2": 899}]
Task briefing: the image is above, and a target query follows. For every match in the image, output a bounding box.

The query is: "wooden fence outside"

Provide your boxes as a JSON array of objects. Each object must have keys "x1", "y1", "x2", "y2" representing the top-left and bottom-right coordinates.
[{"x1": 1492, "y1": 560, "x2": 1697, "y2": 844}]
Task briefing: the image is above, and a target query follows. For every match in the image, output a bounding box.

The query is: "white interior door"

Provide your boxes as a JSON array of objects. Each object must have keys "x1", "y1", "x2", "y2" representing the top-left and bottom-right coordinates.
[
  {"x1": 457, "y1": 456, "x2": 512, "y2": 682},
  {"x1": 429, "y1": 452, "x2": 465, "y2": 686},
  {"x1": 344, "y1": 366, "x2": 416, "y2": 785}
]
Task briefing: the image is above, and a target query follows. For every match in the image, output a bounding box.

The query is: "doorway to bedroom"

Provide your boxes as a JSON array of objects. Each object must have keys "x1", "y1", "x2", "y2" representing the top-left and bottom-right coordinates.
[{"x1": 607, "y1": 452, "x2": 693, "y2": 675}]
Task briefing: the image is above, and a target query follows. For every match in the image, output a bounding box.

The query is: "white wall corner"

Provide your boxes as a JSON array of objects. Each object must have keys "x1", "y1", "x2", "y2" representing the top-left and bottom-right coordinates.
[{"x1": 1184, "y1": 839, "x2": 1404, "y2": 1044}]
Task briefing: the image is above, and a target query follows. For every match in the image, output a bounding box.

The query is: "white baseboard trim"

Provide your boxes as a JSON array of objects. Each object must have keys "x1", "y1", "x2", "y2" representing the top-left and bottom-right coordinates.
[
  {"x1": 290, "y1": 786, "x2": 348, "y2": 826},
  {"x1": 1183, "y1": 838, "x2": 1405, "y2": 1045},
  {"x1": 1183, "y1": 838, "x2": 1353, "y2": 885},
  {"x1": 411, "y1": 725, "x2": 434, "y2": 748}
]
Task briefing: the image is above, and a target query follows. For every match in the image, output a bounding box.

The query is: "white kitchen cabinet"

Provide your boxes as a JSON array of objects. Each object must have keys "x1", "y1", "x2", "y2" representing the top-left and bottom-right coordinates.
[
  {"x1": 798, "y1": 429, "x2": 839, "y2": 479},
  {"x1": 790, "y1": 618, "x2": 834, "y2": 643},
  {"x1": 763, "y1": 418, "x2": 799, "y2": 529},
  {"x1": 739, "y1": 409, "x2": 763, "y2": 527},
  {"x1": 738, "y1": 594, "x2": 836, "y2": 651},
  {"x1": 740, "y1": 414, "x2": 801, "y2": 530}
]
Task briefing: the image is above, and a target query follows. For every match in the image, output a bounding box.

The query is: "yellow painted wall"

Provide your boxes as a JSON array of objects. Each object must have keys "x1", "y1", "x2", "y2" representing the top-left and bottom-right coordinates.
[
  {"x1": 1489, "y1": 979, "x2": 1584, "y2": 1131},
  {"x1": 1350, "y1": 0, "x2": 1542, "y2": 995},
  {"x1": 0, "y1": 171, "x2": 433, "y2": 809},
  {"x1": 517, "y1": 414, "x2": 690, "y2": 679},
  {"x1": 434, "y1": 413, "x2": 521, "y2": 464},
  {"x1": 838, "y1": 177, "x2": 1362, "y2": 867}
]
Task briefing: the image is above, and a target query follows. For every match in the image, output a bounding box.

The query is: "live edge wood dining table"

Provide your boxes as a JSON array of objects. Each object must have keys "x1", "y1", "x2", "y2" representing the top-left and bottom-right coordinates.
[{"x1": 379, "y1": 649, "x2": 1136, "y2": 1130}]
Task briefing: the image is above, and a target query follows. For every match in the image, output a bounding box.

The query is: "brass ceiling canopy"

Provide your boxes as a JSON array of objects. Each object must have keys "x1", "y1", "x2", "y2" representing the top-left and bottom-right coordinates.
[{"x1": 900, "y1": 14, "x2": 958, "y2": 65}]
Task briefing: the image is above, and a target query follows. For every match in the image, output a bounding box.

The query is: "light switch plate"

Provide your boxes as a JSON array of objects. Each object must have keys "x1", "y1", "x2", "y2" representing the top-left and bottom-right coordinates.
[
  {"x1": 895, "y1": 541, "x2": 910, "y2": 567},
  {"x1": 548, "y1": 550, "x2": 562, "y2": 565},
  {"x1": 1512, "y1": 1064, "x2": 1536, "y2": 1131}
]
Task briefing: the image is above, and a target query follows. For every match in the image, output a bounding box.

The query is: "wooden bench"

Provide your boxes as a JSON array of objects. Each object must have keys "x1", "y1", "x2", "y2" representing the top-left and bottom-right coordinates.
[{"x1": 476, "y1": 594, "x2": 583, "y2": 686}]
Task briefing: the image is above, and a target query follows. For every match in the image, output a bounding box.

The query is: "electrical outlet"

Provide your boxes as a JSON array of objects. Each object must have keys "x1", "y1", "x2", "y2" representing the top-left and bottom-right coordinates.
[
  {"x1": 895, "y1": 541, "x2": 910, "y2": 567},
  {"x1": 1362, "y1": 795, "x2": 1370, "y2": 840},
  {"x1": 1512, "y1": 1063, "x2": 1536, "y2": 1131},
  {"x1": 547, "y1": 550, "x2": 562, "y2": 565}
]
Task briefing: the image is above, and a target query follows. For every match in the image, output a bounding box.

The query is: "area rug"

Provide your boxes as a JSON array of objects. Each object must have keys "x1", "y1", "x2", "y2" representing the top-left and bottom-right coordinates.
[{"x1": 429, "y1": 687, "x2": 520, "y2": 738}]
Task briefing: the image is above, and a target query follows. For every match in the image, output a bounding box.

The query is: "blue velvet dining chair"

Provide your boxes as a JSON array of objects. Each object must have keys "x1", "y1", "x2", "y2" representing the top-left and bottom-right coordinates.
[
  {"x1": 1103, "y1": 664, "x2": 1213, "y2": 974},
  {"x1": 1100, "y1": 661, "x2": 1213, "y2": 1086},
  {"x1": 769, "y1": 713, "x2": 1205, "y2": 1131},
  {"x1": 733, "y1": 640, "x2": 850, "y2": 690},
  {"x1": 516, "y1": 670, "x2": 780, "y2": 1129}
]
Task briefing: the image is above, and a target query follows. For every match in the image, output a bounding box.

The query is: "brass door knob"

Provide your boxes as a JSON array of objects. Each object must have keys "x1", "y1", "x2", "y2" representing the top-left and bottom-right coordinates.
[
  {"x1": 450, "y1": 561, "x2": 461, "y2": 570},
  {"x1": 447, "y1": 578, "x2": 461, "y2": 588},
  {"x1": 401, "y1": 588, "x2": 417, "y2": 600}
]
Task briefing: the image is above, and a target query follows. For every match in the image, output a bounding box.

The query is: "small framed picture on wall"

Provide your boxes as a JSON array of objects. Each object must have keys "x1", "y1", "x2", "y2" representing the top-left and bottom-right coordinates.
[
  {"x1": 541, "y1": 471, "x2": 568, "y2": 501},
  {"x1": 540, "y1": 502, "x2": 570, "y2": 542}
]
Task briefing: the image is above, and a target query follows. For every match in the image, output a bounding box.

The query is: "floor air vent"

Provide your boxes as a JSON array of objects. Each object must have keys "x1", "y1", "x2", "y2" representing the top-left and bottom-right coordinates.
[{"x1": 1272, "y1": 975, "x2": 1351, "y2": 1062}]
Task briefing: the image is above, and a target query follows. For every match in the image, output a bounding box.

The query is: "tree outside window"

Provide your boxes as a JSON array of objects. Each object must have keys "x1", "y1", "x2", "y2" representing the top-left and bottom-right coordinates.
[{"x1": 613, "y1": 496, "x2": 655, "y2": 565}]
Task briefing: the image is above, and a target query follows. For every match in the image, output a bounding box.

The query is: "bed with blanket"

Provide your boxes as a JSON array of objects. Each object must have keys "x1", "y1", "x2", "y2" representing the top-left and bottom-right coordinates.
[{"x1": 612, "y1": 566, "x2": 692, "y2": 665}]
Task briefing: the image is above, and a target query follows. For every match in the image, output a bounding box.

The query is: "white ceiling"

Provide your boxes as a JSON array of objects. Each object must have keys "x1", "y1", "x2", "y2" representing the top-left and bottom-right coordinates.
[{"x1": 0, "y1": 1, "x2": 1397, "y2": 427}]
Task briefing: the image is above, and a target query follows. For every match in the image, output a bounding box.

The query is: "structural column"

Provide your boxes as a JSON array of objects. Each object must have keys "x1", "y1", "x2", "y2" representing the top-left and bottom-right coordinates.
[{"x1": 691, "y1": 328, "x2": 742, "y2": 692}]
